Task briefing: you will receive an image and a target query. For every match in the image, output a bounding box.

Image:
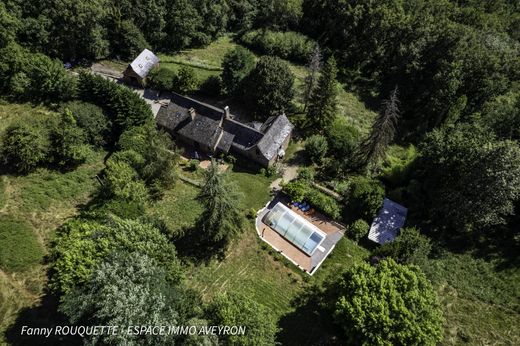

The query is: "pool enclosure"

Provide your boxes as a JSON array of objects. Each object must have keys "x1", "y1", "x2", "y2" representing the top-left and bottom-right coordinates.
[{"x1": 263, "y1": 203, "x2": 326, "y2": 255}]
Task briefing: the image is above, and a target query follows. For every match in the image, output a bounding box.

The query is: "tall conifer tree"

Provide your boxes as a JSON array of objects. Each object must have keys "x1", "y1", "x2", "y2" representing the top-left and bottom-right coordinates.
[{"x1": 307, "y1": 56, "x2": 338, "y2": 129}]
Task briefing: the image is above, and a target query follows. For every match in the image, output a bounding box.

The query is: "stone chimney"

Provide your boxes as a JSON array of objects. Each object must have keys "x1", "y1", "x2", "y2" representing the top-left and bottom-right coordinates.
[
  {"x1": 188, "y1": 107, "x2": 196, "y2": 121},
  {"x1": 224, "y1": 106, "x2": 230, "y2": 119}
]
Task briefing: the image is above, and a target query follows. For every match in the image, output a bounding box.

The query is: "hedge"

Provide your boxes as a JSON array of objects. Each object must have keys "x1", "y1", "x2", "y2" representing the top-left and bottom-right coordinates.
[{"x1": 240, "y1": 30, "x2": 316, "y2": 63}]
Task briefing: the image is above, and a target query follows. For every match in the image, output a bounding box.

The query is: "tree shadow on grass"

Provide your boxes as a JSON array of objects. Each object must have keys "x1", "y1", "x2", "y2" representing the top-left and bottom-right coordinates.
[
  {"x1": 172, "y1": 223, "x2": 227, "y2": 264},
  {"x1": 5, "y1": 293, "x2": 81, "y2": 346},
  {"x1": 277, "y1": 287, "x2": 343, "y2": 346}
]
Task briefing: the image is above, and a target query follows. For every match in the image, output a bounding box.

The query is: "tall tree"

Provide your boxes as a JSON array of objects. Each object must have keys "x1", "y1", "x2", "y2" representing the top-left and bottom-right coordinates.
[
  {"x1": 60, "y1": 251, "x2": 183, "y2": 346},
  {"x1": 325, "y1": 259, "x2": 444, "y2": 345},
  {"x1": 221, "y1": 46, "x2": 255, "y2": 95},
  {"x1": 417, "y1": 123, "x2": 520, "y2": 234},
  {"x1": 359, "y1": 86, "x2": 400, "y2": 167},
  {"x1": 197, "y1": 160, "x2": 244, "y2": 247},
  {"x1": 303, "y1": 45, "x2": 322, "y2": 110},
  {"x1": 242, "y1": 55, "x2": 295, "y2": 119},
  {"x1": 306, "y1": 55, "x2": 338, "y2": 129}
]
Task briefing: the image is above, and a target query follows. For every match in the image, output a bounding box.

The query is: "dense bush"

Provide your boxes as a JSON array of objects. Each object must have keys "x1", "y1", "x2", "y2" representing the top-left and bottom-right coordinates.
[
  {"x1": 50, "y1": 216, "x2": 183, "y2": 293},
  {"x1": 59, "y1": 101, "x2": 111, "y2": 147},
  {"x1": 326, "y1": 117, "x2": 360, "y2": 163},
  {"x1": 304, "y1": 134, "x2": 328, "y2": 164},
  {"x1": 374, "y1": 227, "x2": 431, "y2": 265},
  {"x1": 344, "y1": 176, "x2": 385, "y2": 222},
  {"x1": 60, "y1": 251, "x2": 182, "y2": 346},
  {"x1": 103, "y1": 160, "x2": 148, "y2": 203},
  {"x1": 306, "y1": 188, "x2": 341, "y2": 220},
  {"x1": 173, "y1": 66, "x2": 199, "y2": 94},
  {"x1": 221, "y1": 46, "x2": 255, "y2": 95},
  {"x1": 1, "y1": 122, "x2": 51, "y2": 173},
  {"x1": 117, "y1": 125, "x2": 178, "y2": 199},
  {"x1": 148, "y1": 67, "x2": 176, "y2": 91},
  {"x1": 347, "y1": 219, "x2": 369, "y2": 242},
  {"x1": 0, "y1": 218, "x2": 44, "y2": 272},
  {"x1": 240, "y1": 30, "x2": 316, "y2": 63},
  {"x1": 283, "y1": 179, "x2": 341, "y2": 219},
  {"x1": 78, "y1": 71, "x2": 153, "y2": 135},
  {"x1": 283, "y1": 179, "x2": 309, "y2": 202},
  {"x1": 0, "y1": 43, "x2": 76, "y2": 102},
  {"x1": 50, "y1": 111, "x2": 91, "y2": 168},
  {"x1": 208, "y1": 293, "x2": 278, "y2": 346},
  {"x1": 379, "y1": 145, "x2": 417, "y2": 187}
]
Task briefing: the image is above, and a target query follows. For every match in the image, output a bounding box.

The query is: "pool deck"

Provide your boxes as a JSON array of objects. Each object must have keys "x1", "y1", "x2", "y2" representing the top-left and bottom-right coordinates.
[{"x1": 256, "y1": 195, "x2": 344, "y2": 274}]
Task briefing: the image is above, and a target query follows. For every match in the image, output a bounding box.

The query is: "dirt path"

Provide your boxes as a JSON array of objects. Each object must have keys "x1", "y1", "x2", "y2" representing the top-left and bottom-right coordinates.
[{"x1": 270, "y1": 162, "x2": 299, "y2": 191}]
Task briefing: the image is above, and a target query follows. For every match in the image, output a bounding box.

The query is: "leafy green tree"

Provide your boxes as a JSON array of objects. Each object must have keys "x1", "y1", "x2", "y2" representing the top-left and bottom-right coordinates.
[
  {"x1": 78, "y1": 71, "x2": 153, "y2": 135},
  {"x1": 347, "y1": 219, "x2": 369, "y2": 242},
  {"x1": 173, "y1": 66, "x2": 198, "y2": 94},
  {"x1": 103, "y1": 160, "x2": 148, "y2": 202},
  {"x1": 50, "y1": 216, "x2": 183, "y2": 293},
  {"x1": 208, "y1": 293, "x2": 278, "y2": 346},
  {"x1": 307, "y1": 56, "x2": 338, "y2": 129},
  {"x1": 326, "y1": 116, "x2": 360, "y2": 164},
  {"x1": 304, "y1": 134, "x2": 328, "y2": 164},
  {"x1": 43, "y1": 0, "x2": 110, "y2": 59},
  {"x1": 163, "y1": 0, "x2": 205, "y2": 51},
  {"x1": 50, "y1": 110, "x2": 90, "y2": 168},
  {"x1": 374, "y1": 227, "x2": 432, "y2": 265},
  {"x1": 60, "y1": 251, "x2": 181, "y2": 346},
  {"x1": 59, "y1": 101, "x2": 111, "y2": 147},
  {"x1": 118, "y1": 125, "x2": 178, "y2": 198},
  {"x1": 417, "y1": 123, "x2": 520, "y2": 233},
  {"x1": 344, "y1": 176, "x2": 385, "y2": 222},
  {"x1": 479, "y1": 91, "x2": 520, "y2": 141},
  {"x1": 197, "y1": 160, "x2": 244, "y2": 247},
  {"x1": 359, "y1": 86, "x2": 400, "y2": 167},
  {"x1": 1, "y1": 122, "x2": 51, "y2": 173},
  {"x1": 326, "y1": 259, "x2": 444, "y2": 346},
  {"x1": 221, "y1": 46, "x2": 255, "y2": 95},
  {"x1": 110, "y1": 19, "x2": 149, "y2": 60},
  {"x1": 242, "y1": 56, "x2": 295, "y2": 119},
  {"x1": 0, "y1": 2, "x2": 20, "y2": 47}
]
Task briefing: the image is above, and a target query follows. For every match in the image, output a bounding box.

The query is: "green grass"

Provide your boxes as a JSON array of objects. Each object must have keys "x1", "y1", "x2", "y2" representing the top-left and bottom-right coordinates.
[
  {"x1": 228, "y1": 165, "x2": 275, "y2": 210},
  {"x1": 0, "y1": 272, "x2": 36, "y2": 345},
  {"x1": 187, "y1": 228, "x2": 304, "y2": 318},
  {"x1": 12, "y1": 161, "x2": 101, "y2": 215},
  {"x1": 0, "y1": 218, "x2": 44, "y2": 272},
  {"x1": 0, "y1": 103, "x2": 56, "y2": 133},
  {"x1": 310, "y1": 237, "x2": 370, "y2": 285},
  {"x1": 0, "y1": 178, "x2": 5, "y2": 210},
  {"x1": 148, "y1": 181, "x2": 203, "y2": 236},
  {"x1": 423, "y1": 253, "x2": 520, "y2": 345}
]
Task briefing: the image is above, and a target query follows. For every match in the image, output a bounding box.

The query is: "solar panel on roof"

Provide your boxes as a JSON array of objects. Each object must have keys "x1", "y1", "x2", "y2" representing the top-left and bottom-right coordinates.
[{"x1": 264, "y1": 203, "x2": 326, "y2": 255}]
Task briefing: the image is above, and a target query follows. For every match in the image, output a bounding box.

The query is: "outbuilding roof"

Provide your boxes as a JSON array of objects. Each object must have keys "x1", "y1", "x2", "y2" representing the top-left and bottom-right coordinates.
[
  {"x1": 129, "y1": 49, "x2": 159, "y2": 79},
  {"x1": 368, "y1": 198, "x2": 408, "y2": 245}
]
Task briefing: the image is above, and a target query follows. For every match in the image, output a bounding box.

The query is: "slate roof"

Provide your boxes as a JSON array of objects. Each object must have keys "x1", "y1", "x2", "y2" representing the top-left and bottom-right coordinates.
[
  {"x1": 156, "y1": 93, "x2": 293, "y2": 161},
  {"x1": 368, "y1": 198, "x2": 408, "y2": 245},
  {"x1": 129, "y1": 49, "x2": 159, "y2": 78},
  {"x1": 257, "y1": 114, "x2": 293, "y2": 160}
]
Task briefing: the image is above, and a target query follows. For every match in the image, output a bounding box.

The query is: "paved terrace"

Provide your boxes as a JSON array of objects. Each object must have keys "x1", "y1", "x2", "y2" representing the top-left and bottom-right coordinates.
[{"x1": 256, "y1": 195, "x2": 344, "y2": 274}]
